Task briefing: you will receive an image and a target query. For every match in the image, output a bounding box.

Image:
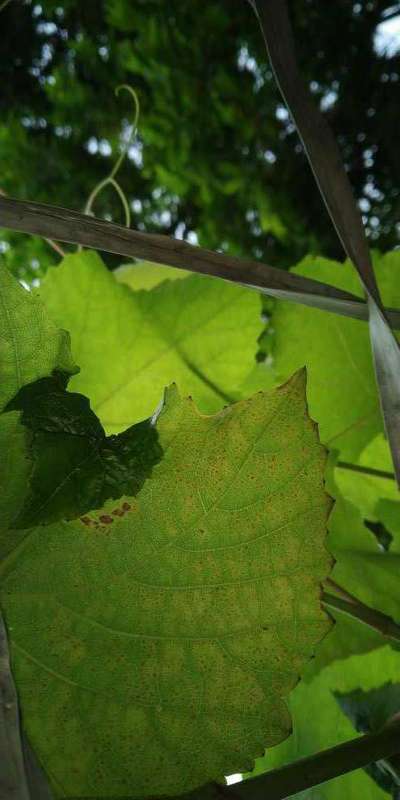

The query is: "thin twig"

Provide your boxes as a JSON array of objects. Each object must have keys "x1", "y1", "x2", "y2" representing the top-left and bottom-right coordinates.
[
  {"x1": 336, "y1": 461, "x2": 396, "y2": 481},
  {"x1": 1, "y1": 195, "x2": 400, "y2": 327},
  {"x1": 84, "y1": 85, "x2": 139, "y2": 228},
  {"x1": 321, "y1": 590, "x2": 400, "y2": 644},
  {"x1": 85, "y1": 177, "x2": 131, "y2": 229},
  {"x1": 43, "y1": 238, "x2": 65, "y2": 258},
  {"x1": 324, "y1": 577, "x2": 359, "y2": 605}
]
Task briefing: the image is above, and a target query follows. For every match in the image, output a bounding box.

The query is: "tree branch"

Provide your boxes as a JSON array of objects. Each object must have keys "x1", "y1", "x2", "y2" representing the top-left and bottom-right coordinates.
[
  {"x1": 0, "y1": 613, "x2": 54, "y2": 800},
  {"x1": 227, "y1": 721, "x2": 400, "y2": 800},
  {"x1": 1, "y1": 195, "x2": 400, "y2": 327},
  {"x1": 0, "y1": 613, "x2": 30, "y2": 800},
  {"x1": 0, "y1": 189, "x2": 65, "y2": 259}
]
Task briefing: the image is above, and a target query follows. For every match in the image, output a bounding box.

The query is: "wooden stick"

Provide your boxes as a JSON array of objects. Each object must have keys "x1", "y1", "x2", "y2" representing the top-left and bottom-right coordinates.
[{"x1": 1, "y1": 195, "x2": 400, "y2": 326}]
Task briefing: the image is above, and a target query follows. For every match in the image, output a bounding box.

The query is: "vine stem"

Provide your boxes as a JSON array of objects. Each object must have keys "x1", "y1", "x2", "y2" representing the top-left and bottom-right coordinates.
[
  {"x1": 0, "y1": 189, "x2": 65, "y2": 259},
  {"x1": 321, "y1": 584, "x2": 400, "y2": 643},
  {"x1": 84, "y1": 85, "x2": 140, "y2": 228},
  {"x1": 228, "y1": 721, "x2": 400, "y2": 800},
  {"x1": 2, "y1": 195, "x2": 400, "y2": 327},
  {"x1": 336, "y1": 460, "x2": 395, "y2": 481},
  {"x1": 85, "y1": 177, "x2": 131, "y2": 229}
]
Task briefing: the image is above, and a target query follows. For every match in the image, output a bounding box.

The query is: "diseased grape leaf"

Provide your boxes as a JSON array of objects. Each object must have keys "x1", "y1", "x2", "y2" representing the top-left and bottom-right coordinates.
[
  {"x1": 302, "y1": 611, "x2": 384, "y2": 681},
  {"x1": 39, "y1": 251, "x2": 271, "y2": 433},
  {"x1": 5, "y1": 373, "x2": 162, "y2": 528},
  {"x1": 0, "y1": 263, "x2": 77, "y2": 412},
  {"x1": 0, "y1": 411, "x2": 32, "y2": 560},
  {"x1": 0, "y1": 411, "x2": 30, "y2": 534},
  {"x1": 246, "y1": 645, "x2": 400, "y2": 799},
  {"x1": 0, "y1": 371, "x2": 332, "y2": 798},
  {"x1": 270, "y1": 252, "x2": 400, "y2": 461}
]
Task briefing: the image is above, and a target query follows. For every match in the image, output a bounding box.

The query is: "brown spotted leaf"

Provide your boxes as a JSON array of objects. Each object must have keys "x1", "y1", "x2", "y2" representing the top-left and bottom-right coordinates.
[{"x1": 0, "y1": 373, "x2": 332, "y2": 797}]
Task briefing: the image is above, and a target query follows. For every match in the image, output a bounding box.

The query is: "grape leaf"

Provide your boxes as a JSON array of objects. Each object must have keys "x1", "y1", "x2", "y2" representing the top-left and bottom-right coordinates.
[
  {"x1": 335, "y1": 434, "x2": 400, "y2": 568},
  {"x1": 0, "y1": 371, "x2": 332, "y2": 798},
  {"x1": 0, "y1": 412, "x2": 30, "y2": 533},
  {"x1": 0, "y1": 263, "x2": 80, "y2": 547},
  {"x1": 378, "y1": 499, "x2": 400, "y2": 539},
  {"x1": 39, "y1": 251, "x2": 270, "y2": 433},
  {"x1": 303, "y1": 611, "x2": 384, "y2": 681},
  {"x1": 115, "y1": 259, "x2": 190, "y2": 289},
  {"x1": 6, "y1": 373, "x2": 162, "y2": 528},
  {"x1": 246, "y1": 644, "x2": 400, "y2": 799},
  {"x1": 297, "y1": 457, "x2": 400, "y2": 677},
  {"x1": 336, "y1": 682, "x2": 400, "y2": 733},
  {"x1": 335, "y1": 434, "x2": 398, "y2": 522},
  {"x1": 328, "y1": 486, "x2": 400, "y2": 625},
  {"x1": 271, "y1": 252, "x2": 400, "y2": 461},
  {"x1": 0, "y1": 262, "x2": 77, "y2": 412},
  {"x1": 0, "y1": 411, "x2": 32, "y2": 561},
  {"x1": 335, "y1": 684, "x2": 400, "y2": 796},
  {"x1": 0, "y1": 264, "x2": 161, "y2": 529}
]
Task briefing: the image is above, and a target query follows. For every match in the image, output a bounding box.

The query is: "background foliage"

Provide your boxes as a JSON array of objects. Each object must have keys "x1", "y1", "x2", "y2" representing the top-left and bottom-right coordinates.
[{"x1": 1, "y1": 0, "x2": 400, "y2": 279}]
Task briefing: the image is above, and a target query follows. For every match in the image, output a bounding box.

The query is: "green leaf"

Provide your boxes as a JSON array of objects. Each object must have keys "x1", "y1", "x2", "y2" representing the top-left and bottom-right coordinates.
[
  {"x1": 39, "y1": 251, "x2": 271, "y2": 433},
  {"x1": 335, "y1": 435, "x2": 400, "y2": 563},
  {"x1": 114, "y1": 260, "x2": 190, "y2": 289},
  {"x1": 0, "y1": 411, "x2": 33, "y2": 561},
  {"x1": 378, "y1": 499, "x2": 400, "y2": 539},
  {"x1": 270, "y1": 252, "x2": 400, "y2": 461},
  {"x1": 336, "y1": 682, "x2": 400, "y2": 733},
  {"x1": 0, "y1": 263, "x2": 77, "y2": 412},
  {"x1": 335, "y1": 684, "x2": 400, "y2": 796},
  {"x1": 303, "y1": 611, "x2": 384, "y2": 680},
  {"x1": 327, "y1": 470, "x2": 400, "y2": 625},
  {"x1": 246, "y1": 645, "x2": 400, "y2": 799},
  {"x1": 0, "y1": 264, "x2": 81, "y2": 551},
  {"x1": 6, "y1": 373, "x2": 162, "y2": 528},
  {"x1": 302, "y1": 456, "x2": 400, "y2": 676},
  {"x1": 335, "y1": 434, "x2": 398, "y2": 522},
  {"x1": 0, "y1": 371, "x2": 332, "y2": 797}
]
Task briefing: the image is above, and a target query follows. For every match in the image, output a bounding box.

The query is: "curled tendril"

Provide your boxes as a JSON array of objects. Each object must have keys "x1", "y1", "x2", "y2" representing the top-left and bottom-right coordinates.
[{"x1": 84, "y1": 85, "x2": 140, "y2": 229}]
